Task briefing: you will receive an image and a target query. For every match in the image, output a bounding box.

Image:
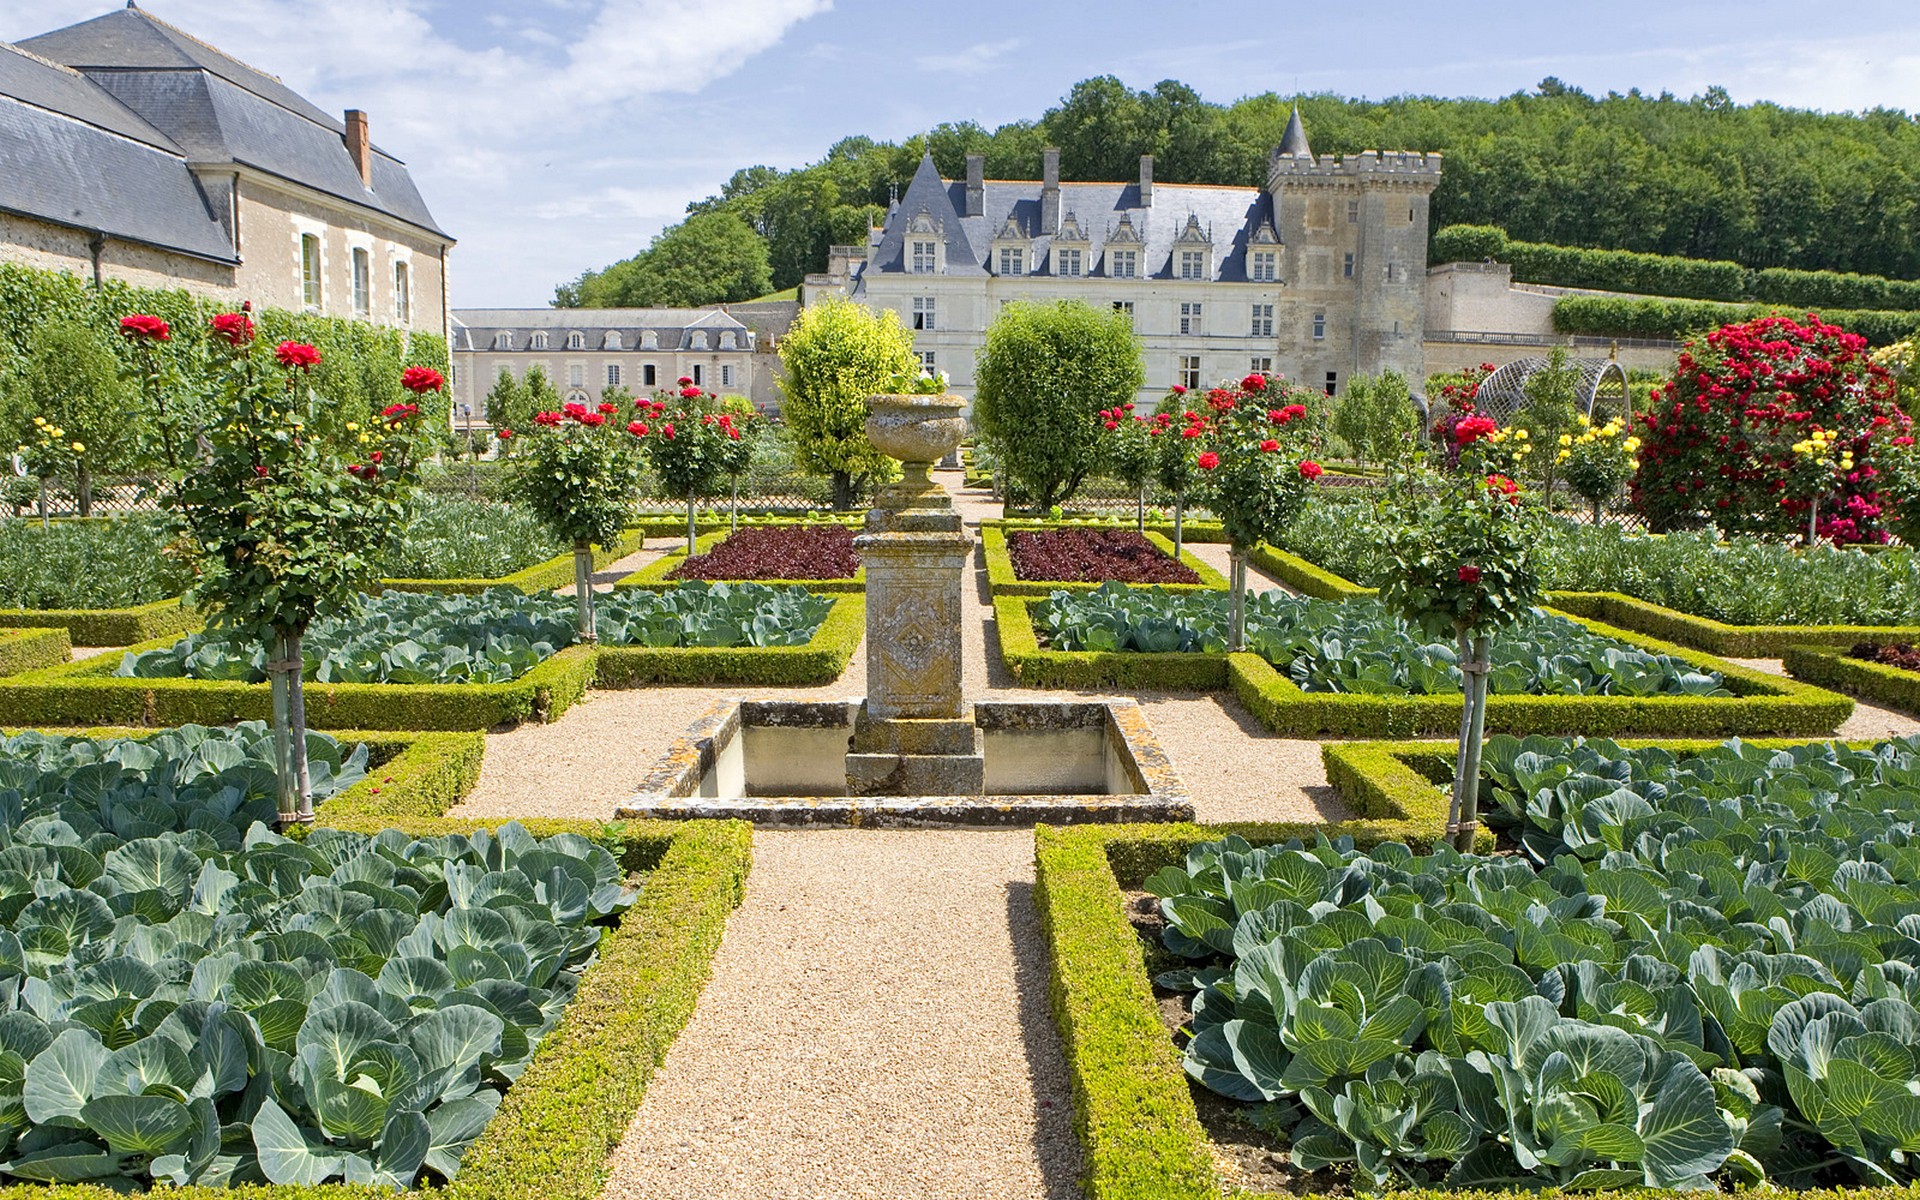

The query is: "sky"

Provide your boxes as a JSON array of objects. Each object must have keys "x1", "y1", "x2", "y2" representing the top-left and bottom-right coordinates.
[{"x1": 3, "y1": 0, "x2": 1917, "y2": 309}]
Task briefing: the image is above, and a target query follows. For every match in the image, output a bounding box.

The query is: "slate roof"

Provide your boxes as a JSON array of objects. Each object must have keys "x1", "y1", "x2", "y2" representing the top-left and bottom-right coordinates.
[
  {"x1": 17, "y1": 5, "x2": 448, "y2": 240},
  {"x1": 451, "y1": 308, "x2": 752, "y2": 353},
  {"x1": 0, "y1": 42, "x2": 235, "y2": 261},
  {"x1": 1278, "y1": 105, "x2": 1312, "y2": 157},
  {"x1": 864, "y1": 153, "x2": 1278, "y2": 284}
]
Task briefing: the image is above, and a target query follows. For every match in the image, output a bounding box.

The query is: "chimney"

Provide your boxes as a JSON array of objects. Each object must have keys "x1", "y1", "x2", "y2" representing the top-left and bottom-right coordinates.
[
  {"x1": 1139, "y1": 154, "x2": 1154, "y2": 207},
  {"x1": 965, "y1": 154, "x2": 984, "y2": 217},
  {"x1": 1040, "y1": 146, "x2": 1060, "y2": 235},
  {"x1": 344, "y1": 109, "x2": 371, "y2": 188}
]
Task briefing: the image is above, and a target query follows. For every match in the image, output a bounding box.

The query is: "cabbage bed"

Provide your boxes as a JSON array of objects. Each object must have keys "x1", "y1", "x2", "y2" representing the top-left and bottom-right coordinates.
[
  {"x1": 117, "y1": 584, "x2": 835, "y2": 685},
  {"x1": 1153, "y1": 735, "x2": 1920, "y2": 1188},
  {"x1": 0, "y1": 726, "x2": 633, "y2": 1188},
  {"x1": 1037, "y1": 585, "x2": 1726, "y2": 697}
]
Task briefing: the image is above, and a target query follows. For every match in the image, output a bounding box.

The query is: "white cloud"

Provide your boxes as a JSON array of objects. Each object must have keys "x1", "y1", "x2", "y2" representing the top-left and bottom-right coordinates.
[{"x1": 915, "y1": 38, "x2": 1021, "y2": 76}]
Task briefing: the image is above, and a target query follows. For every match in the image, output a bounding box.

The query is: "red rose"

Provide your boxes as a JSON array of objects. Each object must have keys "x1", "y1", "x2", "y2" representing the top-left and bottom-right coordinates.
[
  {"x1": 253, "y1": 465, "x2": 268, "y2": 478},
  {"x1": 1181, "y1": 427, "x2": 1201, "y2": 439},
  {"x1": 1242, "y1": 373, "x2": 1267, "y2": 391},
  {"x1": 1104, "y1": 420, "x2": 1119, "y2": 431},
  {"x1": 274, "y1": 340, "x2": 320, "y2": 370},
  {"x1": 1897, "y1": 436, "x2": 1916, "y2": 447},
  {"x1": 210, "y1": 312, "x2": 254, "y2": 346},
  {"x1": 1298, "y1": 459, "x2": 1323, "y2": 478},
  {"x1": 662, "y1": 422, "x2": 675, "y2": 439},
  {"x1": 401, "y1": 366, "x2": 445, "y2": 394},
  {"x1": 1457, "y1": 565, "x2": 1482, "y2": 584},
  {"x1": 1196, "y1": 451, "x2": 1220, "y2": 470},
  {"x1": 1454, "y1": 415, "x2": 1497, "y2": 444},
  {"x1": 1260, "y1": 439, "x2": 1279, "y2": 452},
  {"x1": 679, "y1": 386, "x2": 701, "y2": 399},
  {"x1": 381, "y1": 402, "x2": 419, "y2": 423},
  {"x1": 677, "y1": 376, "x2": 693, "y2": 386},
  {"x1": 598, "y1": 401, "x2": 619, "y2": 415},
  {"x1": 563, "y1": 402, "x2": 589, "y2": 417},
  {"x1": 119, "y1": 314, "x2": 171, "y2": 342},
  {"x1": 1170, "y1": 385, "x2": 1187, "y2": 395},
  {"x1": 728, "y1": 427, "x2": 740, "y2": 439},
  {"x1": 627, "y1": 420, "x2": 648, "y2": 436},
  {"x1": 534, "y1": 411, "x2": 562, "y2": 427},
  {"x1": 580, "y1": 412, "x2": 607, "y2": 426},
  {"x1": 496, "y1": 428, "x2": 513, "y2": 439}
]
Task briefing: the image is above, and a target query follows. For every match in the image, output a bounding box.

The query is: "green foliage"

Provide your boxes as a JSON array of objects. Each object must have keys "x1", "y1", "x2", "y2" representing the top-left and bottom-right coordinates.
[
  {"x1": 973, "y1": 300, "x2": 1144, "y2": 513},
  {"x1": 1437, "y1": 223, "x2": 1920, "y2": 310},
  {"x1": 556, "y1": 211, "x2": 771, "y2": 308},
  {"x1": 0, "y1": 323, "x2": 135, "y2": 516},
  {"x1": 505, "y1": 401, "x2": 642, "y2": 550},
  {"x1": 637, "y1": 389, "x2": 750, "y2": 508},
  {"x1": 1380, "y1": 475, "x2": 1544, "y2": 640},
  {"x1": 374, "y1": 496, "x2": 565, "y2": 580},
  {"x1": 774, "y1": 299, "x2": 916, "y2": 507},
  {"x1": 1556, "y1": 414, "x2": 1639, "y2": 513},
  {"x1": 1513, "y1": 346, "x2": 1581, "y2": 493},
  {"x1": 1329, "y1": 370, "x2": 1418, "y2": 469},
  {"x1": 0, "y1": 627, "x2": 69, "y2": 678},
  {"x1": 1554, "y1": 295, "x2": 1919, "y2": 346},
  {"x1": 483, "y1": 368, "x2": 532, "y2": 445},
  {"x1": 1784, "y1": 644, "x2": 1920, "y2": 717},
  {"x1": 0, "y1": 517, "x2": 192, "y2": 609}
]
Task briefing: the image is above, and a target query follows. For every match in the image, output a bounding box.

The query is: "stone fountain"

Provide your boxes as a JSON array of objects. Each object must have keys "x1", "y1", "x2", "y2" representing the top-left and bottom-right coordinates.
[{"x1": 617, "y1": 392, "x2": 1190, "y2": 827}]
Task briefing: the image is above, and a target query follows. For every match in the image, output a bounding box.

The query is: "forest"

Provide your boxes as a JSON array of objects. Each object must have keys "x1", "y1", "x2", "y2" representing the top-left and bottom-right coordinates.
[{"x1": 554, "y1": 77, "x2": 1920, "y2": 308}]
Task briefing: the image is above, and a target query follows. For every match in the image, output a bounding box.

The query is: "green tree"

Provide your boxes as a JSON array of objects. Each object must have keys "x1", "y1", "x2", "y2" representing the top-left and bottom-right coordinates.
[
  {"x1": 483, "y1": 367, "x2": 531, "y2": 450},
  {"x1": 524, "y1": 365, "x2": 560, "y2": 421},
  {"x1": 557, "y1": 211, "x2": 772, "y2": 307},
  {"x1": 0, "y1": 323, "x2": 135, "y2": 515},
  {"x1": 1514, "y1": 347, "x2": 1582, "y2": 497},
  {"x1": 1329, "y1": 370, "x2": 1418, "y2": 471},
  {"x1": 776, "y1": 298, "x2": 917, "y2": 509},
  {"x1": 973, "y1": 300, "x2": 1144, "y2": 512}
]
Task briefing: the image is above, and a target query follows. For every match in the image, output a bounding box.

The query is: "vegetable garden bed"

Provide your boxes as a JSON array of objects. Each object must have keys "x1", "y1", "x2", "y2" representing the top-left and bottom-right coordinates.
[
  {"x1": 982, "y1": 527, "x2": 1224, "y2": 596},
  {"x1": 1038, "y1": 733, "x2": 1920, "y2": 1199},
  {"x1": 996, "y1": 590, "x2": 1849, "y2": 736},
  {"x1": 983, "y1": 516, "x2": 1230, "y2": 544},
  {"x1": 0, "y1": 587, "x2": 863, "y2": 729},
  {"x1": 0, "y1": 720, "x2": 749, "y2": 1196},
  {"x1": 378, "y1": 529, "x2": 645, "y2": 596},
  {"x1": 619, "y1": 526, "x2": 865, "y2": 593}
]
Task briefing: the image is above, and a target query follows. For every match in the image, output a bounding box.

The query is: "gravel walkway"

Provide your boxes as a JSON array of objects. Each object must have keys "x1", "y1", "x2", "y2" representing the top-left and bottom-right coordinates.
[
  {"x1": 1728, "y1": 656, "x2": 1920, "y2": 740},
  {"x1": 599, "y1": 830, "x2": 1081, "y2": 1200}
]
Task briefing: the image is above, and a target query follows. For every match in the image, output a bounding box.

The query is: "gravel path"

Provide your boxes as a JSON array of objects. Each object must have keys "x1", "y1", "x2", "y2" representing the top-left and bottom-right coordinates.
[
  {"x1": 1728, "y1": 656, "x2": 1920, "y2": 740},
  {"x1": 598, "y1": 830, "x2": 1082, "y2": 1200},
  {"x1": 1187, "y1": 540, "x2": 1296, "y2": 595}
]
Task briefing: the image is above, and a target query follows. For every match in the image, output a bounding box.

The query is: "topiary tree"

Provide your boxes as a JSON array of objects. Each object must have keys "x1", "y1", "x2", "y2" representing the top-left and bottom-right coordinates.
[
  {"x1": 123, "y1": 308, "x2": 432, "y2": 823},
  {"x1": 1379, "y1": 470, "x2": 1544, "y2": 851},
  {"x1": 635, "y1": 382, "x2": 743, "y2": 552},
  {"x1": 1097, "y1": 400, "x2": 1157, "y2": 530},
  {"x1": 973, "y1": 300, "x2": 1143, "y2": 513},
  {"x1": 1, "y1": 322, "x2": 136, "y2": 515},
  {"x1": 1154, "y1": 386, "x2": 1202, "y2": 554},
  {"x1": 1633, "y1": 314, "x2": 1906, "y2": 542},
  {"x1": 776, "y1": 298, "x2": 917, "y2": 509}
]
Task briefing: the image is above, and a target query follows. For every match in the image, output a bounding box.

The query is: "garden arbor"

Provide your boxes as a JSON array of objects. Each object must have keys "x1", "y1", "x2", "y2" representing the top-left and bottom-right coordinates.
[{"x1": 1470, "y1": 356, "x2": 1630, "y2": 424}]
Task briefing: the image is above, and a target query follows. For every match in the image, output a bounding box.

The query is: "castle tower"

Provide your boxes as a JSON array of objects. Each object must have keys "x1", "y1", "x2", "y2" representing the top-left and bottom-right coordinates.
[{"x1": 1267, "y1": 107, "x2": 1441, "y2": 389}]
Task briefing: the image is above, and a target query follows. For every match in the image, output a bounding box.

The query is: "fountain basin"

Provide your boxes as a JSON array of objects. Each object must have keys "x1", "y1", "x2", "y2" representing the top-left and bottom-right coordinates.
[{"x1": 617, "y1": 698, "x2": 1191, "y2": 827}]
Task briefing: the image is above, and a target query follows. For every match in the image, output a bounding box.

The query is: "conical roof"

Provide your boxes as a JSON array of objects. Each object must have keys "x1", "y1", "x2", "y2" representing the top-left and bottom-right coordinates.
[{"x1": 1279, "y1": 105, "x2": 1312, "y2": 157}]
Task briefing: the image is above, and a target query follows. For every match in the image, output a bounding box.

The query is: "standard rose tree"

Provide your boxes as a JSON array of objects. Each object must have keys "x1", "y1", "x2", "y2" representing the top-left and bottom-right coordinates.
[
  {"x1": 122, "y1": 307, "x2": 430, "y2": 823},
  {"x1": 1097, "y1": 401, "x2": 1159, "y2": 531},
  {"x1": 507, "y1": 395, "x2": 646, "y2": 639},
  {"x1": 1378, "y1": 471, "x2": 1543, "y2": 851},
  {"x1": 636, "y1": 382, "x2": 751, "y2": 552}
]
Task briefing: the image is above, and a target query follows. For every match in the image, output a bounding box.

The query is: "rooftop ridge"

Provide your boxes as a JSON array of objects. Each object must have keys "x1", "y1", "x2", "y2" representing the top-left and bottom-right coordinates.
[{"x1": 126, "y1": 3, "x2": 289, "y2": 88}]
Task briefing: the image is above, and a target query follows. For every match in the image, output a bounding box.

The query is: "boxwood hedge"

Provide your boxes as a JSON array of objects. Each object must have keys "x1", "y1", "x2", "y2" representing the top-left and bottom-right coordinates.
[
  {"x1": 981, "y1": 526, "x2": 1228, "y2": 597},
  {"x1": 0, "y1": 596, "x2": 199, "y2": 646},
  {"x1": 1782, "y1": 644, "x2": 1920, "y2": 719},
  {"x1": 378, "y1": 530, "x2": 646, "y2": 596},
  {"x1": 0, "y1": 626, "x2": 69, "y2": 678}
]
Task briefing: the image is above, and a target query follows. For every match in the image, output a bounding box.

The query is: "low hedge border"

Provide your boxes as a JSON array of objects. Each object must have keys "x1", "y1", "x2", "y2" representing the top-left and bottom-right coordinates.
[
  {"x1": 995, "y1": 592, "x2": 1851, "y2": 736},
  {"x1": 1546, "y1": 590, "x2": 1920, "y2": 657},
  {"x1": 0, "y1": 595, "x2": 199, "y2": 645},
  {"x1": 593, "y1": 593, "x2": 865, "y2": 687},
  {"x1": 0, "y1": 626, "x2": 69, "y2": 677},
  {"x1": 1041, "y1": 735, "x2": 1913, "y2": 1199},
  {"x1": 380, "y1": 529, "x2": 647, "y2": 596},
  {"x1": 616, "y1": 530, "x2": 865, "y2": 593},
  {"x1": 1247, "y1": 543, "x2": 1378, "y2": 600},
  {"x1": 1782, "y1": 644, "x2": 1920, "y2": 718},
  {"x1": 981, "y1": 525, "x2": 1228, "y2": 597},
  {"x1": 983, "y1": 516, "x2": 1231, "y2": 544}
]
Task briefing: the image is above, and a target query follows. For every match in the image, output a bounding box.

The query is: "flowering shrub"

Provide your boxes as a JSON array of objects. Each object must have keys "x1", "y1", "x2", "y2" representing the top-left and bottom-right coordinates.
[
  {"x1": 635, "y1": 385, "x2": 755, "y2": 551},
  {"x1": 1632, "y1": 314, "x2": 1909, "y2": 541},
  {"x1": 1098, "y1": 401, "x2": 1159, "y2": 528},
  {"x1": 1556, "y1": 413, "x2": 1640, "y2": 518},
  {"x1": 1188, "y1": 376, "x2": 1323, "y2": 553}
]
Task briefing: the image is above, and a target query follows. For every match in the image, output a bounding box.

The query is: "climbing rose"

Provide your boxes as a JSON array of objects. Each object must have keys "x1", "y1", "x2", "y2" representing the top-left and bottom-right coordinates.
[
  {"x1": 1242, "y1": 373, "x2": 1268, "y2": 391},
  {"x1": 1457, "y1": 565, "x2": 1482, "y2": 583},
  {"x1": 1299, "y1": 460, "x2": 1323, "y2": 478},
  {"x1": 1454, "y1": 415, "x2": 1498, "y2": 444},
  {"x1": 627, "y1": 421, "x2": 648, "y2": 436},
  {"x1": 401, "y1": 366, "x2": 445, "y2": 394},
  {"x1": 118, "y1": 314, "x2": 170, "y2": 341},
  {"x1": 274, "y1": 341, "x2": 320, "y2": 370},
  {"x1": 1197, "y1": 451, "x2": 1220, "y2": 470},
  {"x1": 210, "y1": 312, "x2": 254, "y2": 345}
]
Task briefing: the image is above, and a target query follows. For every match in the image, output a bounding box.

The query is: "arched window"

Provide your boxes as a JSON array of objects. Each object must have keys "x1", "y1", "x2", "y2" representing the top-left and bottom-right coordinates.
[
  {"x1": 641, "y1": 330, "x2": 659, "y2": 350},
  {"x1": 604, "y1": 331, "x2": 623, "y2": 350},
  {"x1": 567, "y1": 331, "x2": 585, "y2": 350},
  {"x1": 530, "y1": 332, "x2": 549, "y2": 350},
  {"x1": 565, "y1": 389, "x2": 590, "y2": 406},
  {"x1": 720, "y1": 331, "x2": 737, "y2": 350},
  {"x1": 690, "y1": 332, "x2": 708, "y2": 351},
  {"x1": 493, "y1": 331, "x2": 513, "y2": 350}
]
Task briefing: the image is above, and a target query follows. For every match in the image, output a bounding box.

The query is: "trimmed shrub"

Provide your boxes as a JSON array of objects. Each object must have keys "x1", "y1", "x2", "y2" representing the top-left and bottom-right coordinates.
[
  {"x1": 0, "y1": 626, "x2": 68, "y2": 677},
  {"x1": 1552, "y1": 295, "x2": 1918, "y2": 346},
  {"x1": 379, "y1": 529, "x2": 646, "y2": 595},
  {"x1": 1782, "y1": 643, "x2": 1920, "y2": 719}
]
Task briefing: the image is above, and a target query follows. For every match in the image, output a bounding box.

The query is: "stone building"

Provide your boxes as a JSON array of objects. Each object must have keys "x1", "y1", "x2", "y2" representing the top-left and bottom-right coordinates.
[
  {"x1": 451, "y1": 308, "x2": 762, "y2": 428},
  {"x1": 840, "y1": 109, "x2": 1439, "y2": 401},
  {"x1": 0, "y1": 4, "x2": 452, "y2": 336}
]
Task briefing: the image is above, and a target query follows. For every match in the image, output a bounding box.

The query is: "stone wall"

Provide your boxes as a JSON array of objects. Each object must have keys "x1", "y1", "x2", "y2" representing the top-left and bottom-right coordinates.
[{"x1": 0, "y1": 212, "x2": 235, "y2": 294}]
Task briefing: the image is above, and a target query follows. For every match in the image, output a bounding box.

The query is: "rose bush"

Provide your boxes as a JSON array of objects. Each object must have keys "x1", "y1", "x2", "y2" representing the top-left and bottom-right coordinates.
[
  {"x1": 1556, "y1": 413, "x2": 1640, "y2": 521},
  {"x1": 1631, "y1": 313, "x2": 1909, "y2": 541},
  {"x1": 636, "y1": 384, "x2": 753, "y2": 552}
]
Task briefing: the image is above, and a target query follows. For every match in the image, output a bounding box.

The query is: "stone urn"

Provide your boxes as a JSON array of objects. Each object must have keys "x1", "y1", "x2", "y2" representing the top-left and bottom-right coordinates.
[{"x1": 865, "y1": 393, "x2": 967, "y2": 468}]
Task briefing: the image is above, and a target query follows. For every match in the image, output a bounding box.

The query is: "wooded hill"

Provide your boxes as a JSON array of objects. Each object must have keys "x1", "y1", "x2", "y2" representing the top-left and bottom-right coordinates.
[{"x1": 556, "y1": 77, "x2": 1920, "y2": 308}]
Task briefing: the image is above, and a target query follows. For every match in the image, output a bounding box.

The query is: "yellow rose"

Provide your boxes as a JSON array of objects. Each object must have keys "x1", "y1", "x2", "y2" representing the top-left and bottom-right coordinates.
[
  {"x1": 346, "y1": 422, "x2": 360, "y2": 432},
  {"x1": 1515, "y1": 428, "x2": 1529, "y2": 439},
  {"x1": 70, "y1": 442, "x2": 84, "y2": 453},
  {"x1": 31, "y1": 416, "x2": 45, "y2": 427},
  {"x1": 1559, "y1": 434, "x2": 1573, "y2": 447},
  {"x1": 1557, "y1": 450, "x2": 1570, "y2": 462},
  {"x1": 1628, "y1": 458, "x2": 1640, "y2": 471}
]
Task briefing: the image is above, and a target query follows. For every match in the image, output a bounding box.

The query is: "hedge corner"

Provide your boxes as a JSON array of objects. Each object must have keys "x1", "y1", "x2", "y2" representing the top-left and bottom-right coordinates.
[
  {"x1": 592, "y1": 592, "x2": 864, "y2": 687},
  {"x1": 0, "y1": 626, "x2": 71, "y2": 678},
  {"x1": 1782, "y1": 643, "x2": 1920, "y2": 719}
]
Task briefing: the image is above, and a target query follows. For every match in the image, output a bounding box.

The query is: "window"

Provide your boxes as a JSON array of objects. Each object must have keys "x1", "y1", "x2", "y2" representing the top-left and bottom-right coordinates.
[
  {"x1": 1249, "y1": 250, "x2": 1277, "y2": 282},
  {"x1": 567, "y1": 331, "x2": 584, "y2": 350},
  {"x1": 1325, "y1": 372, "x2": 1339, "y2": 396},
  {"x1": 530, "y1": 332, "x2": 549, "y2": 350},
  {"x1": 493, "y1": 331, "x2": 512, "y2": 351},
  {"x1": 394, "y1": 262, "x2": 410, "y2": 324},
  {"x1": 1179, "y1": 355, "x2": 1201, "y2": 391},
  {"x1": 721, "y1": 364, "x2": 734, "y2": 388},
  {"x1": 351, "y1": 248, "x2": 370, "y2": 317},
  {"x1": 1409, "y1": 206, "x2": 1416, "y2": 223},
  {"x1": 568, "y1": 364, "x2": 584, "y2": 388},
  {"x1": 1250, "y1": 304, "x2": 1273, "y2": 337},
  {"x1": 642, "y1": 364, "x2": 657, "y2": 387},
  {"x1": 1179, "y1": 250, "x2": 1206, "y2": 280},
  {"x1": 1385, "y1": 262, "x2": 1397, "y2": 282},
  {"x1": 605, "y1": 332, "x2": 623, "y2": 350},
  {"x1": 998, "y1": 248, "x2": 1024, "y2": 276},
  {"x1": 1343, "y1": 252, "x2": 1355, "y2": 279},
  {"x1": 300, "y1": 234, "x2": 322, "y2": 308},
  {"x1": 1312, "y1": 312, "x2": 1327, "y2": 340},
  {"x1": 690, "y1": 332, "x2": 708, "y2": 351},
  {"x1": 1179, "y1": 302, "x2": 1203, "y2": 336},
  {"x1": 1057, "y1": 248, "x2": 1082, "y2": 277},
  {"x1": 1346, "y1": 199, "x2": 1360, "y2": 224},
  {"x1": 607, "y1": 364, "x2": 621, "y2": 386},
  {"x1": 691, "y1": 365, "x2": 703, "y2": 386},
  {"x1": 1110, "y1": 249, "x2": 1137, "y2": 279},
  {"x1": 641, "y1": 331, "x2": 659, "y2": 350},
  {"x1": 1251, "y1": 356, "x2": 1273, "y2": 375},
  {"x1": 1112, "y1": 300, "x2": 1134, "y2": 325},
  {"x1": 911, "y1": 240, "x2": 937, "y2": 273},
  {"x1": 911, "y1": 296, "x2": 936, "y2": 331},
  {"x1": 916, "y1": 350, "x2": 937, "y2": 373},
  {"x1": 721, "y1": 332, "x2": 737, "y2": 350}
]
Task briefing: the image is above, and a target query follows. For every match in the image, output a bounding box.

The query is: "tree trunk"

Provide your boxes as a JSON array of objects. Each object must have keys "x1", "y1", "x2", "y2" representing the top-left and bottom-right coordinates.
[
  {"x1": 289, "y1": 629, "x2": 313, "y2": 824},
  {"x1": 1449, "y1": 631, "x2": 1492, "y2": 853},
  {"x1": 730, "y1": 476, "x2": 740, "y2": 534},
  {"x1": 573, "y1": 542, "x2": 597, "y2": 642},
  {"x1": 1136, "y1": 482, "x2": 1146, "y2": 533},
  {"x1": 38, "y1": 478, "x2": 48, "y2": 530},
  {"x1": 831, "y1": 471, "x2": 854, "y2": 512},
  {"x1": 1172, "y1": 494, "x2": 1185, "y2": 558},
  {"x1": 76, "y1": 465, "x2": 92, "y2": 519},
  {"x1": 1591, "y1": 497, "x2": 1603, "y2": 526},
  {"x1": 269, "y1": 633, "x2": 295, "y2": 825},
  {"x1": 1227, "y1": 550, "x2": 1248, "y2": 652},
  {"x1": 1807, "y1": 497, "x2": 1820, "y2": 546}
]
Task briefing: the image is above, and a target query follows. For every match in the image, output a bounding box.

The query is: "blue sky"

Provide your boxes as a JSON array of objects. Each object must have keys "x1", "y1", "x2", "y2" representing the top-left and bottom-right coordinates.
[{"x1": 4, "y1": 0, "x2": 1916, "y2": 307}]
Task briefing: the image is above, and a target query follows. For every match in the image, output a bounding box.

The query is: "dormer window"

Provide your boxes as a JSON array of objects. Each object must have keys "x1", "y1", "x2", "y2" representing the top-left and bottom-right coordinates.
[
  {"x1": 1250, "y1": 250, "x2": 1278, "y2": 282},
  {"x1": 1110, "y1": 250, "x2": 1137, "y2": 279},
  {"x1": 911, "y1": 240, "x2": 937, "y2": 273},
  {"x1": 604, "y1": 332, "x2": 623, "y2": 350},
  {"x1": 690, "y1": 332, "x2": 709, "y2": 350},
  {"x1": 1105, "y1": 212, "x2": 1145, "y2": 279},
  {"x1": 530, "y1": 332, "x2": 550, "y2": 350},
  {"x1": 493, "y1": 332, "x2": 513, "y2": 350},
  {"x1": 720, "y1": 331, "x2": 737, "y2": 350},
  {"x1": 641, "y1": 330, "x2": 659, "y2": 350},
  {"x1": 998, "y1": 248, "x2": 1025, "y2": 276},
  {"x1": 566, "y1": 331, "x2": 585, "y2": 350},
  {"x1": 1056, "y1": 248, "x2": 1082, "y2": 277},
  {"x1": 1173, "y1": 213, "x2": 1212, "y2": 280},
  {"x1": 1179, "y1": 251, "x2": 1207, "y2": 279}
]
